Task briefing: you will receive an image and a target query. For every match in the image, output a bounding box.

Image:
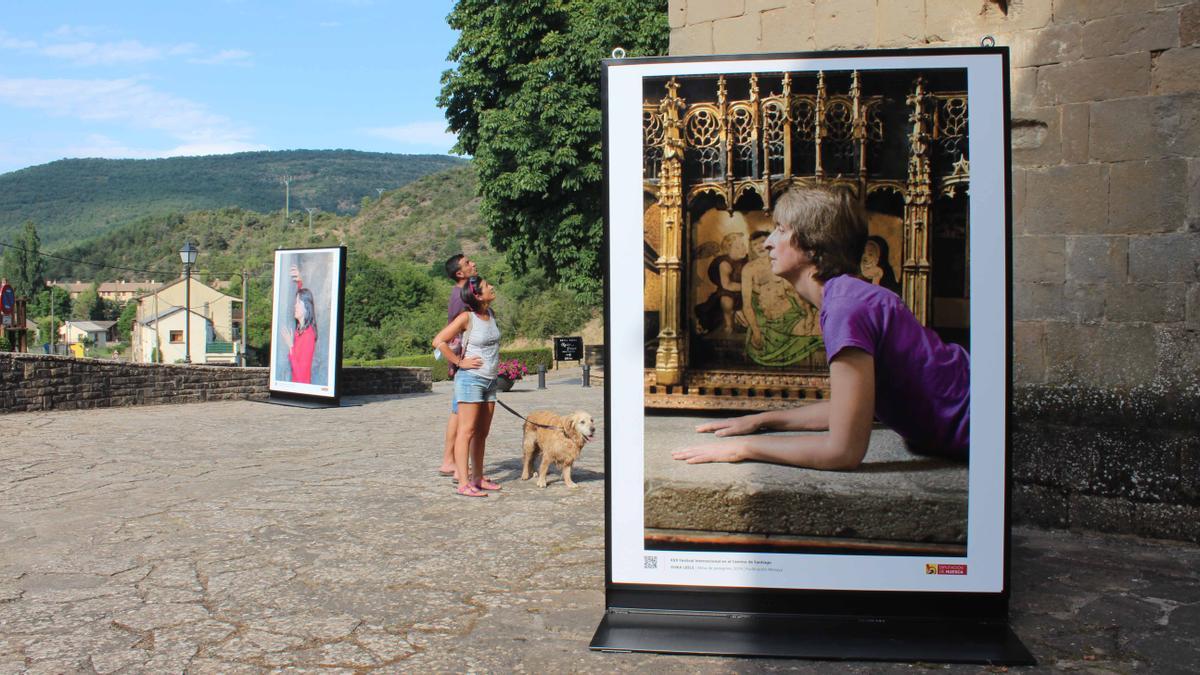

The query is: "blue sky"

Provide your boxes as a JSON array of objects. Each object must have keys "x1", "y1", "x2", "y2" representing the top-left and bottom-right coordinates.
[{"x1": 0, "y1": 0, "x2": 461, "y2": 174}]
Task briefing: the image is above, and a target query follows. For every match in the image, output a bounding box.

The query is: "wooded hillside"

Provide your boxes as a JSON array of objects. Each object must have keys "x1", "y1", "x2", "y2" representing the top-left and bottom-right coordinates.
[{"x1": 0, "y1": 150, "x2": 465, "y2": 246}]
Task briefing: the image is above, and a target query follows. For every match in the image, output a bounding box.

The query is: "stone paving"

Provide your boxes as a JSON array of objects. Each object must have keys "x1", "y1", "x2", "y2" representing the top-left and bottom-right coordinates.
[{"x1": 1, "y1": 368, "x2": 1199, "y2": 673}]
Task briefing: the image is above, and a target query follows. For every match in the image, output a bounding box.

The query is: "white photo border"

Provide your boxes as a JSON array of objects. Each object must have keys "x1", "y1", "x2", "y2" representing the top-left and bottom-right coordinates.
[
  {"x1": 606, "y1": 51, "x2": 1008, "y2": 593},
  {"x1": 268, "y1": 246, "x2": 345, "y2": 399}
]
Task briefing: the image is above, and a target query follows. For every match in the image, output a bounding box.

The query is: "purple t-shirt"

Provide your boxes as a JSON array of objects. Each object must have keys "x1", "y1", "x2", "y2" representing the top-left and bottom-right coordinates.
[
  {"x1": 447, "y1": 284, "x2": 467, "y2": 322},
  {"x1": 819, "y1": 275, "x2": 970, "y2": 458}
]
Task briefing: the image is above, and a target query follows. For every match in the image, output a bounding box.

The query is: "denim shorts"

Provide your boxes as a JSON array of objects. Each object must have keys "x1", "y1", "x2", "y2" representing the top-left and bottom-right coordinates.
[{"x1": 454, "y1": 370, "x2": 498, "y2": 405}]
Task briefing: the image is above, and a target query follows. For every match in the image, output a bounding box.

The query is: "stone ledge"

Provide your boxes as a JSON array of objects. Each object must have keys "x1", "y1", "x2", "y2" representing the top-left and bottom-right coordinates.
[
  {"x1": 643, "y1": 414, "x2": 968, "y2": 547},
  {"x1": 1015, "y1": 383, "x2": 1200, "y2": 428}
]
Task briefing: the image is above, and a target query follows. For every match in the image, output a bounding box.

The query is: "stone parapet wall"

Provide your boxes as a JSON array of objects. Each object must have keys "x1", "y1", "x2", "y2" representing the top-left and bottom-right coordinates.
[
  {"x1": 1013, "y1": 385, "x2": 1200, "y2": 542},
  {"x1": 339, "y1": 365, "x2": 432, "y2": 397},
  {"x1": 669, "y1": 0, "x2": 1200, "y2": 541},
  {"x1": 0, "y1": 353, "x2": 431, "y2": 414}
]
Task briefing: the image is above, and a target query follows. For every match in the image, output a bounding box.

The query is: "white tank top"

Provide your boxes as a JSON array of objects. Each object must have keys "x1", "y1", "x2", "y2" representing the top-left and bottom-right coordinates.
[{"x1": 463, "y1": 310, "x2": 500, "y2": 380}]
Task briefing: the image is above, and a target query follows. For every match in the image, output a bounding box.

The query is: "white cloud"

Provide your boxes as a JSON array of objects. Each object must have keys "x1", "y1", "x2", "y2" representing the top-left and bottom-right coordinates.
[
  {"x1": 188, "y1": 49, "x2": 252, "y2": 66},
  {"x1": 0, "y1": 30, "x2": 37, "y2": 50},
  {"x1": 0, "y1": 76, "x2": 264, "y2": 160},
  {"x1": 365, "y1": 121, "x2": 457, "y2": 151},
  {"x1": 38, "y1": 39, "x2": 196, "y2": 66},
  {"x1": 1, "y1": 27, "x2": 201, "y2": 66}
]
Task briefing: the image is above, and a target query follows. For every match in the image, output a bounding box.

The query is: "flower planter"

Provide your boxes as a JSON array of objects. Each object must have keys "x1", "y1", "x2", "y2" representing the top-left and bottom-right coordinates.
[{"x1": 497, "y1": 375, "x2": 516, "y2": 392}]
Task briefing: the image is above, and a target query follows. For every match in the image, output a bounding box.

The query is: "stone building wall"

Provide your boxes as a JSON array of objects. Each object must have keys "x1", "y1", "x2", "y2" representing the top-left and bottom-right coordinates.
[
  {"x1": 0, "y1": 354, "x2": 431, "y2": 414},
  {"x1": 668, "y1": 0, "x2": 1200, "y2": 541}
]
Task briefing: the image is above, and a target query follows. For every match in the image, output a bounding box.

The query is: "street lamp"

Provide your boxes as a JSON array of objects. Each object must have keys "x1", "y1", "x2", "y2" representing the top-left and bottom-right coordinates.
[{"x1": 179, "y1": 241, "x2": 198, "y2": 364}]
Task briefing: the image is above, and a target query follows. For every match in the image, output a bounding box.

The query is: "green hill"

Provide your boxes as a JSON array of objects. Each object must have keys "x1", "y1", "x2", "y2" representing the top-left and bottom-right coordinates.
[
  {"x1": 0, "y1": 150, "x2": 466, "y2": 247},
  {"x1": 42, "y1": 164, "x2": 488, "y2": 282},
  {"x1": 16, "y1": 162, "x2": 593, "y2": 362}
]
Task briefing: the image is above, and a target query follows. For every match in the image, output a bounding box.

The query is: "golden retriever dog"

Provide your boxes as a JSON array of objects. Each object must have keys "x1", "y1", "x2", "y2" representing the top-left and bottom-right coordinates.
[{"x1": 521, "y1": 410, "x2": 596, "y2": 488}]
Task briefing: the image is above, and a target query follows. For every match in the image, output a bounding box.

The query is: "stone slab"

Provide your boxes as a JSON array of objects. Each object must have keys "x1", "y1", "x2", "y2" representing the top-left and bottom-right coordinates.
[{"x1": 643, "y1": 416, "x2": 967, "y2": 543}]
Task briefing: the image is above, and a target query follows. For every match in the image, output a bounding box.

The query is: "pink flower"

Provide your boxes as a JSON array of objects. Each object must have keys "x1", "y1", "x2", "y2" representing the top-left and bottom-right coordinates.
[{"x1": 498, "y1": 358, "x2": 529, "y2": 380}]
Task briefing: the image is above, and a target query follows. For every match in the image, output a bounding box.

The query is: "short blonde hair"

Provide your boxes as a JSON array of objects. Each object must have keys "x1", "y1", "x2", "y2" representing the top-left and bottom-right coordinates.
[{"x1": 772, "y1": 186, "x2": 868, "y2": 282}]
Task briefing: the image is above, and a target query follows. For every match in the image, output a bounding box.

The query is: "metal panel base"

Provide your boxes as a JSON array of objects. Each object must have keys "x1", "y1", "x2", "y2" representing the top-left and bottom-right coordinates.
[
  {"x1": 259, "y1": 395, "x2": 343, "y2": 409},
  {"x1": 589, "y1": 610, "x2": 1035, "y2": 665}
]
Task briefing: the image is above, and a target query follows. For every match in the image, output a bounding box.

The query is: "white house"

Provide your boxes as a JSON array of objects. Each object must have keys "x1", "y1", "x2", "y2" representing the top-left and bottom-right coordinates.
[
  {"x1": 137, "y1": 306, "x2": 222, "y2": 364},
  {"x1": 131, "y1": 277, "x2": 242, "y2": 364},
  {"x1": 61, "y1": 320, "x2": 118, "y2": 347}
]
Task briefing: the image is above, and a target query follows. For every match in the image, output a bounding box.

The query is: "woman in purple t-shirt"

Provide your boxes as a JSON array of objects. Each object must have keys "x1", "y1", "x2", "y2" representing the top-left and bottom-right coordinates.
[{"x1": 672, "y1": 187, "x2": 970, "y2": 470}]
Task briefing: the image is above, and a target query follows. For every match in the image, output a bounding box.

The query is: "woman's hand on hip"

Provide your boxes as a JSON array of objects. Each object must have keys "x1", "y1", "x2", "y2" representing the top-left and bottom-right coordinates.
[{"x1": 459, "y1": 355, "x2": 483, "y2": 370}]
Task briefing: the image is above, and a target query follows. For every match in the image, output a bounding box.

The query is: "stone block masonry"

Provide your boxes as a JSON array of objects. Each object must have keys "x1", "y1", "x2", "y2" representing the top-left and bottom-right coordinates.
[
  {"x1": 668, "y1": 0, "x2": 1200, "y2": 542},
  {"x1": 0, "y1": 353, "x2": 431, "y2": 414}
]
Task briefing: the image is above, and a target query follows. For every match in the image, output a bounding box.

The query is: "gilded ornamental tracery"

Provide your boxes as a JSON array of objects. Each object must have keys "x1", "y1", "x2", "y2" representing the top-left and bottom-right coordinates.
[{"x1": 642, "y1": 70, "x2": 971, "y2": 411}]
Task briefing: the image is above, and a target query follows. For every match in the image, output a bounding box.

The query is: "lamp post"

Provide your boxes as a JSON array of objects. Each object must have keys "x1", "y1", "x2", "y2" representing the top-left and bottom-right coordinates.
[{"x1": 179, "y1": 241, "x2": 198, "y2": 363}]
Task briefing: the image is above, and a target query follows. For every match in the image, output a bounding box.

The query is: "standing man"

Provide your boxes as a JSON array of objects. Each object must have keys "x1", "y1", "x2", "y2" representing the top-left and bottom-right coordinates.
[{"x1": 438, "y1": 253, "x2": 478, "y2": 476}]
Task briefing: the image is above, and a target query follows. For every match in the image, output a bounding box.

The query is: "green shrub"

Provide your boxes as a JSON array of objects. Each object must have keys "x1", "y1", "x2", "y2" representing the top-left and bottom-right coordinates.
[
  {"x1": 497, "y1": 348, "x2": 553, "y2": 373},
  {"x1": 344, "y1": 347, "x2": 552, "y2": 382},
  {"x1": 344, "y1": 353, "x2": 449, "y2": 380}
]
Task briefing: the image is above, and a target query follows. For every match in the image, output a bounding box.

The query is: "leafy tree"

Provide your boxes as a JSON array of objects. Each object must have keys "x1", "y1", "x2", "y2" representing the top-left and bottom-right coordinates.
[
  {"x1": 391, "y1": 261, "x2": 440, "y2": 314},
  {"x1": 245, "y1": 278, "x2": 274, "y2": 363},
  {"x1": 117, "y1": 300, "x2": 139, "y2": 341},
  {"x1": 36, "y1": 316, "x2": 63, "y2": 349},
  {"x1": 344, "y1": 328, "x2": 386, "y2": 361},
  {"x1": 28, "y1": 286, "x2": 71, "y2": 320},
  {"x1": 71, "y1": 283, "x2": 108, "y2": 320},
  {"x1": 439, "y1": 0, "x2": 667, "y2": 301},
  {"x1": 345, "y1": 255, "x2": 401, "y2": 328},
  {"x1": 0, "y1": 220, "x2": 47, "y2": 297}
]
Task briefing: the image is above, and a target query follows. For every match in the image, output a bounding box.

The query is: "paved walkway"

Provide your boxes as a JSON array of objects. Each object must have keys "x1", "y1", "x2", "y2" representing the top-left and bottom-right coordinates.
[{"x1": 1, "y1": 370, "x2": 1198, "y2": 673}]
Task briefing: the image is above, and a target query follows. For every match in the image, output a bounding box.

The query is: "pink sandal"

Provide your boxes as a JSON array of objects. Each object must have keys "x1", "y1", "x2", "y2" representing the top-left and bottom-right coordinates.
[
  {"x1": 473, "y1": 477, "x2": 502, "y2": 491},
  {"x1": 456, "y1": 484, "x2": 487, "y2": 498}
]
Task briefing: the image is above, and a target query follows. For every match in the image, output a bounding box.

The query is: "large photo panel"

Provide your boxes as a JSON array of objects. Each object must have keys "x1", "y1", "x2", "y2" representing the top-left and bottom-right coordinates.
[
  {"x1": 269, "y1": 247, "x2": 346, "y2": 399},
  {"x1": 607, "y1": 50, "x2": 1009, "y2": 594}
]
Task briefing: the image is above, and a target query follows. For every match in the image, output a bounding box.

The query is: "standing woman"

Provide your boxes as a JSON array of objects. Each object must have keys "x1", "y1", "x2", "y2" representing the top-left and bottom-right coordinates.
[
  {"x1": 433, "y1": 276, "x2": 502, "y2": 497},
  {"x1": 280, "y1": 265, "x2": 317, "y2": 384}
]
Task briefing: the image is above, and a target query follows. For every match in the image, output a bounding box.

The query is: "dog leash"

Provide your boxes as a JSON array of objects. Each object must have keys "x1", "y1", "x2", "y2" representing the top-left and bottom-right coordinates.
[{"x1": 495, "y1": 397, "x2": 557, "y2": 430}]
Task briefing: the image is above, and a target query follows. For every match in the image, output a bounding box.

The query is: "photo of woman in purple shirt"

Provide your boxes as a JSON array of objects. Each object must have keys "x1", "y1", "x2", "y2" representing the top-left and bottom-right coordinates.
[{"x1": 672, "y1": 186, "x2": 970, "y2": 470}]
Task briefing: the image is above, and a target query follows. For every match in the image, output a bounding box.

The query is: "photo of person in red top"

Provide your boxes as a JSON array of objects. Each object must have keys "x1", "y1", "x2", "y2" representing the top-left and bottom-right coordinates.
[{"x1": 279, "y1": 265, "x2": 318, "y2": 384}]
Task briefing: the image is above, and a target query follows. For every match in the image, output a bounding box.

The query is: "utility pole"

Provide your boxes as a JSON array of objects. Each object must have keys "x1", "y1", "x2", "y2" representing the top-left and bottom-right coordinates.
[
  {"x1": 240, "y1": 269, "x2": 248, "y2": 367},
  {"x1": 305, "y1": 207, "x2": 317, "y2": 236},
  {"x1": 49, "y1": 284, "x2": 55, "y2": 354},
  {"x1": 281, "y1": 175, "x2": 295, "y2": 224},
  {"x1": 375, "y1": 187, "x2": 385, "y2": 200},
  {"x1": 153, "y1": 292, "x2": 159, "y2": 362}
]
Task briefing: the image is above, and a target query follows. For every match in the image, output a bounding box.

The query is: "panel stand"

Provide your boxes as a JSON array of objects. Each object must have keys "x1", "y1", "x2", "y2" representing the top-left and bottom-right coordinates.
[
  {"x1": 590, "y1": 610, "x2": 1034, "y2": 665},
  {"x1": 259, "y1": 395, "x2": 344, "y2": 409}
]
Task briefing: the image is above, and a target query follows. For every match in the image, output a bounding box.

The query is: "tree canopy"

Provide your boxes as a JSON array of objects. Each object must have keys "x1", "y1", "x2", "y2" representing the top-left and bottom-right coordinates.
[
  {"x1": 439, "y1": 0, "x2": 667, "y2": 301},
  {"x1": 0, "y1": 221, "x2": 46, "y2": 297}
]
